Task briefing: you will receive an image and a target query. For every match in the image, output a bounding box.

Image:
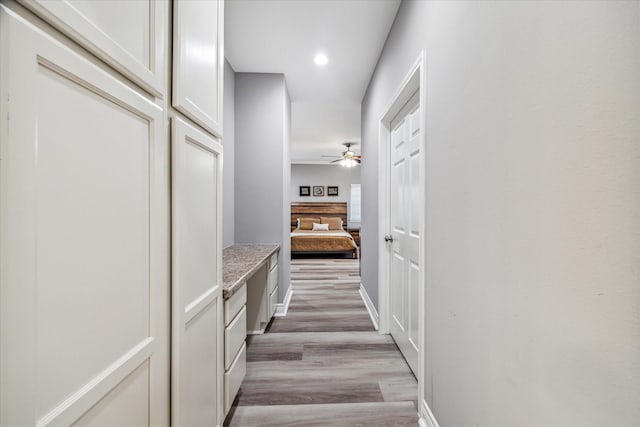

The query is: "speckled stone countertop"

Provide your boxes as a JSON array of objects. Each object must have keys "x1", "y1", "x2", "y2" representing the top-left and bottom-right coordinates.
[{"x1": 223, "y1": 244, "x2": 279, "y2": 299}]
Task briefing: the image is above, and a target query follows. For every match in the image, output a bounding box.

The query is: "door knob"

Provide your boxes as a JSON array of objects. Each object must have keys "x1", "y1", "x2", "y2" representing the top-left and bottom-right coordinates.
[{"x1": 384, "y1": 235, "x2": 394, "y2": 243}]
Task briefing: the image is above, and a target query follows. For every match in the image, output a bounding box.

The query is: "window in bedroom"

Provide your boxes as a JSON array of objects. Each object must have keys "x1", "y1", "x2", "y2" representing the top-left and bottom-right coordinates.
[{"x1": 350, "y1": 184, "x2": 361, "y2": 223}]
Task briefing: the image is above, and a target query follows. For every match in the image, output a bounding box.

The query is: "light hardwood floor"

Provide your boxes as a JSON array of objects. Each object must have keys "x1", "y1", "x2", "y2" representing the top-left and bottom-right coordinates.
[{"x1": 225, "y1": 258, "x2": 419, "y2": 427}]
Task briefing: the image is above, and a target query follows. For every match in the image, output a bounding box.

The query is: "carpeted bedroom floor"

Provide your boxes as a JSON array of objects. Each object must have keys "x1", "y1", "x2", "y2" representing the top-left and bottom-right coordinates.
[{"x1": 224, "y1": 258, "x2": 419, "y2": 427}]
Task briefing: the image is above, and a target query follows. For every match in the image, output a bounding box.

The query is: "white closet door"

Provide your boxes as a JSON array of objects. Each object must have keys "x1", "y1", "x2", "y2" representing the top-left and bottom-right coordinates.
[
  {"x1": 19, "y1": 0, "x2": 167, "y2": 97},
  {"x1": 389, "y1": 91, "x2": 421, "y2": 376},
  {"x1": 0, "y1": 6, "x2": 168, "y2": 426},
  {"x1": 172, "y1": 0, "x2": 224, "y2": 137},
  {"x1": 171, "y1": 117, "x2": 224, "y2": 426}
]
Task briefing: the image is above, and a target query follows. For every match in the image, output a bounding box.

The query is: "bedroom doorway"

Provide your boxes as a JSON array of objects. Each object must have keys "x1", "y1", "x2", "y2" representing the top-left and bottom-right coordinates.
[
  {"x1": 378, "y1": 51, "x2": 427, "y2": 400},
  {"x1": 290, "y1": 202, "x2": 358, "y2": 260}
]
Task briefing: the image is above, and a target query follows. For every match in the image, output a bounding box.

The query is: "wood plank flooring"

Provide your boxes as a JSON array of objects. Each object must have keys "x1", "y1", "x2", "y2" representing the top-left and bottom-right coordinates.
[{"x1": 225, "y1": 259, "x2": 419, "y2": 427}]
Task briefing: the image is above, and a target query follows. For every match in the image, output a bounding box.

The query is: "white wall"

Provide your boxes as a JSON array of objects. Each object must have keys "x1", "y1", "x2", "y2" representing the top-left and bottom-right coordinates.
[
  {"x1": 362, "y1": 1, "x2": 640, "y2": 426},
  {"x1": 235, "y1": 73, "x2": 291, "y2": 301},
  {"x1": 223, "y1": 58, "x2": 235, "y2": 247},
  {"x1": 290, "y1": 164, "x2": 361, "y2": 226}
]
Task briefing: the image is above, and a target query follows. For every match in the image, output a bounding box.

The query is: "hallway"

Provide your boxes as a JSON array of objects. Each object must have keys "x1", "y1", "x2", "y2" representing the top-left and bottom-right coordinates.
[{"x1": 225, "y1": 259, "x2": 419, "y2": 426}]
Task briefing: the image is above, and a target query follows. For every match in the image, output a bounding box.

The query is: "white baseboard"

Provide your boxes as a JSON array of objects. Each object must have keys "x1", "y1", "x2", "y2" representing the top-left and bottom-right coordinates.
[
  {"x1": 359, "y1": 284, "x2": 379, "y2": 330},
  {"x1": 274, "y1": 284, "x2": 293, "y2": 317},
  {"x1": 420, "y1": 399, "x2": 440, "y2": 427}
]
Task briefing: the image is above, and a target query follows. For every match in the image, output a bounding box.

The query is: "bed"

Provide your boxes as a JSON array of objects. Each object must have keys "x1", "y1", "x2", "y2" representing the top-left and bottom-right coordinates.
[{"x1": 290, "y1": 202, "x2": 358, "y2": 258}]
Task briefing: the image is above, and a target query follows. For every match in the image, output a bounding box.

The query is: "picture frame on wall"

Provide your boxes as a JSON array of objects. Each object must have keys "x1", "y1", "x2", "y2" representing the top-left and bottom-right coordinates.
[
  {"x1": 299, "y1": 186, "x2": 311, "y2": 197},
  {"x1": 312, "y1": 186, "x2": 324, "y2": 196},
  {"x1": 327, "y1": 186, "x2": 339, "y2": 196}
]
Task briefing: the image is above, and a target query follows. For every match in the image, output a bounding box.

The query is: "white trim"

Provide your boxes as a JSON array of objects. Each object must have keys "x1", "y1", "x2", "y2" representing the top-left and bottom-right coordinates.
[
  {"x1": 274, "y1": 284, "x2": 293, "y2": 317},
  {"x1": 359, "y1": 284, "x2": 379, "y2": 330},
  {"x1": 420, "y1": 399, "x2": 440, "y2": 427},
  {"x1": 377, "y1": 50, "x2": 428, "y2": 411}
]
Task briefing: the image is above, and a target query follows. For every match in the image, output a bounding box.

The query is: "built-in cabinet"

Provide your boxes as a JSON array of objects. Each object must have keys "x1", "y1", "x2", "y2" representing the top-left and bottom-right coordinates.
[
  {"x1": 223, "y1": 284, "x2": 247, "y2": 414},
  {"x1": 18, "y1": 0, "x2": 167, "y2": 97},
  {"x1": 247, "y1": 253, "x2": 279, "y2": 334},
  {"x1": 172, "y1": 0, "x2": 224, "y2": 137},
  {"x1": 171, "y1": 118, "x2": 223, "y2": 426},
  {"x1": 0, "y1": 1, "x2": 225, "y2": 426},
  {"x1": 268, "y1": 253, "x2": 279, "y2": 318}
]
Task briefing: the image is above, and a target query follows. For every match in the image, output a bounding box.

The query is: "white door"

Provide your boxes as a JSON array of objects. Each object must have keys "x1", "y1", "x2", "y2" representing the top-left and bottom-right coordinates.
[
  {"x1": 0, "y1": 6, "x2": 168, "y2": 426},
  {"x1": 171, "y1": 117, "x2": 224, "y2": 426},
  {"x1": 388, "y1": 91, "x2": 421, "y2": 376}
]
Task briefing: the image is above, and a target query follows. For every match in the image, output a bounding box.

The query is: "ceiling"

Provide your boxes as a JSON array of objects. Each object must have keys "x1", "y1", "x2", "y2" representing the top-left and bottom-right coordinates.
[{"x1": 225, "y1": 0, "x2": 401, "y2": 164}]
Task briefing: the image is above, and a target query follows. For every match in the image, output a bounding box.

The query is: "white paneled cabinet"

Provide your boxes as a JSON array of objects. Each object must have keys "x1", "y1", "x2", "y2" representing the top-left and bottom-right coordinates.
[
  {"x1": 173, "y1": 0, "x2": 224, "y2": 137},
  {"x1": 171, "y1": 117, "x2": 224, "y2": 427},
  {"x1": 0, "y1": 6, "x2": 168, "y2": 425},
  {"x1": 1, "y1": 1, "x2": 226, "y2": 425},
  {"x1": 19, "y1": 0, "x2": 167, "y2": 97},
  {"x1": 223, "y1": 284, "x2": 247, "y2": 414}
]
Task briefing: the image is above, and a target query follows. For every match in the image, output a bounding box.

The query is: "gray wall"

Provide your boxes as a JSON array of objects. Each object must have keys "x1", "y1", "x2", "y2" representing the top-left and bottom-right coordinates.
[
  {"x1": 291, "y1": 164, "x2": 361, "y2": 226},
  {"x1": 223, "y1": 59, "x2": 235, "y2": 247},
  {"x1": 235, "y1": 73, "x2": 291, "y2": 301},
  {"x1": 361, "y1": 1, "x2": 640, "y2": 426},
  {"x1": 281, "y1": 85, "x2": 291, "y2": 294}
]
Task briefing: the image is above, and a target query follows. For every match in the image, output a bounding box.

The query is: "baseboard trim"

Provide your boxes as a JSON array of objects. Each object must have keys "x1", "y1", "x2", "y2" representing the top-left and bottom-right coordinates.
[
  {"x1": 274, "y1": 284, "x2": 293, "y2": 317},
  {"x1": 359, "y1": 284, "x2": 379, "y2": 330},
  {"x1": 420, "y1": 399, "x2": 440, "y2": 427}
]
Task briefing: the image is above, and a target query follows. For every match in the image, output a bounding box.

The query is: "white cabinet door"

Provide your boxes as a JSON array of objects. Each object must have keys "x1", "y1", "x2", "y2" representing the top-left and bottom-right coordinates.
[
  {"x1": 171, "y1": 117, "x2": 224, "y2": 426},
  {"x1": 0, "y1": 6, "x2": 168, "y2": 426},
  {"x1": 389, "y1": 91, "x2": 421, "y2": 376},
  {"x1": 19, "y1": 0, "x2": 167, "y2": 97},
  {"x1": 172, "y1": 0, "x2": 224, "y2": 137}
]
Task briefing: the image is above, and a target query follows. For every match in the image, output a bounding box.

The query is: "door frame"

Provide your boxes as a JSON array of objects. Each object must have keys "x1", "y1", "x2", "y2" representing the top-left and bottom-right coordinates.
[{"x1": 377, "y1": 50, "x2": 428, "y2": 417}]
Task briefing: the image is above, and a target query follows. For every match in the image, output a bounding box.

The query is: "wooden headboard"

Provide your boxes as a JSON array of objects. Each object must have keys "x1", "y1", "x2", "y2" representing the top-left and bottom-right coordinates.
[{"x1": 291, "y1": 202, "x2": 347, "y2": 231}]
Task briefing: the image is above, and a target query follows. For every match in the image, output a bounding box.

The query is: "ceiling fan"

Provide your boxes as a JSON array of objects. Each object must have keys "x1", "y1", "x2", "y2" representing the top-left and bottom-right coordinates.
[{"x1": 321, "y1": 142, "x2": 361, "y2": 167}]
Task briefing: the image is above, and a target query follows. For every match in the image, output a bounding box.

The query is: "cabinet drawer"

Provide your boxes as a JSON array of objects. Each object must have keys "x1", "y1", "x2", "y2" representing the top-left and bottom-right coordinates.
[
  {"x1": 269, "y1": 286, "x2": 278, "y2": 318},
  {"x1": 224, "y1": 343, "x2": 246, "y2": 414},
  {"x1": 224, "y1": 282, "x2": 246, "y2": 326},
  {"x1": 269, "y1": 252, "x2": 278, "y2": 270},
  {"x1": 268, "y1": 264, "x2": 278, "y2": 294},
  {"x1": 224, "y1": 306, "x2": 246, "y2": 371}
]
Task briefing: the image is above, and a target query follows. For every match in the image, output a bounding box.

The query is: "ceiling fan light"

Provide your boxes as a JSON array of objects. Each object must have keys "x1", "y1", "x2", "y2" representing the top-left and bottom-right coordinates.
[{"x1": 341, "y1": 158, "x2": 356, "y2": 168}]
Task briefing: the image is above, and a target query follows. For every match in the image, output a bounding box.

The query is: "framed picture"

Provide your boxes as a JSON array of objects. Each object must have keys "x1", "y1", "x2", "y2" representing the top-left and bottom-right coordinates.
[
  {"x1": 299, "y1": 186, "x2": 310, "y2": 197},
  {"x1": 327, "y1": 186, "x2": 339, "y2": 196},
  {"x1": 312, "y1": 186, "x2": 324, "y2": 196}
]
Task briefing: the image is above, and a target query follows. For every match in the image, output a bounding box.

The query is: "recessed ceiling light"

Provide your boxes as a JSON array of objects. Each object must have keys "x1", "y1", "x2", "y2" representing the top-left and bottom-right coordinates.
[{"x1": 314, "y1": 53, "x2": 328, "y2": 66}]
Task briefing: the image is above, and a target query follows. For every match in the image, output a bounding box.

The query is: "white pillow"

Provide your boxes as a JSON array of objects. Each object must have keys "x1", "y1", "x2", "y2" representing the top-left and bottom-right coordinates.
[{"x1": 312, "y1": 222, "x2": 329, "y2": 231}]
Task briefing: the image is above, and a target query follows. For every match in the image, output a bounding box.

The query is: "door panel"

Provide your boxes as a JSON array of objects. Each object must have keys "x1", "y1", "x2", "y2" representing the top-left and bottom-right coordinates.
[
  {"x1": 72, "y1": 361, "x2": 150, "y2": 427},
  {"x1": 389, "y1": 91, "x2": 421, "y2": 375},
  {"x1": 20, "y1": 0, "x2": 167, "y2": 96},
  {"x1": 171, "y1": 117, "x2": 224, "y2": 427},
  {"x1": 173, "y1": 0, "x2": 224, "y2": 137},
  {"x1": 0, "y1": 7, "x2": 168, "y2": 426}
]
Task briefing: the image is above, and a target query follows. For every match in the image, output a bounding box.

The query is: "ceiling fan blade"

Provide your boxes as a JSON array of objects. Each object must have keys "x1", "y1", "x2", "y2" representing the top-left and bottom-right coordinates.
[
  {"x1": 320, "y1": 155, "x2": 342, "y2": 158},
  {"x1": 330, "y1": 159, "x2": 342, "y2": 163}
]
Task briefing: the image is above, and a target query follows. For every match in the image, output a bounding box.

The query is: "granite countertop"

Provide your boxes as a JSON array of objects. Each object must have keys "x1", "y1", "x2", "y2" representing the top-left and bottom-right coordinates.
[{"x1": 223, "y1": 244, "x2": 280, "y2": 299}]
